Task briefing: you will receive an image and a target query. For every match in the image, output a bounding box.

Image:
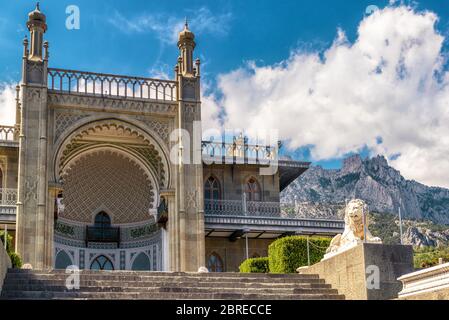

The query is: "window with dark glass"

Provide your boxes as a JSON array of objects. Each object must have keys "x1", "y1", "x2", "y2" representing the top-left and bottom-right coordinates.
[
  {"x1": 207, "y1": 252, "x2": 224, "y2": 272},
  {"x1": 90, "y1": 255, "x2": 114, "y2": 271},
  {"x1": 245, "y1": 178, "x2": 261, "y2": 201},
  {"x1": 204, "y1": 176, "x2": 221, "y2": 201}
]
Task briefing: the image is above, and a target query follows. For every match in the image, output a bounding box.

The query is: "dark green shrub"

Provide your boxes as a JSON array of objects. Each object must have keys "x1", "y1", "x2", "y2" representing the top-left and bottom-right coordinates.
[
  {"x1": 268, "y1": 236, "x2": 331, "y2": 273},
  {"x1": 0, "y1": 230, "x2": 23, "y2": 268},
  {"x1": 9, "y1": 252, "x2": 22, "y2": 269},
  {"x1": 0, "y1": 231, "x2": 13, "y2": 252},
  {"x1": 239, "y1": 257, "x2": 269, "y2": 273}
]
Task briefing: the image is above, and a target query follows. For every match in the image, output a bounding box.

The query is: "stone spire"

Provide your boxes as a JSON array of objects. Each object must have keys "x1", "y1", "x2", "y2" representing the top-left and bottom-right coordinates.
[
  {"x1": 177, "y1": 19, "x2": 196, "y2": 75},
  {"x1": 26, "y1": 2, "x2": 47, "y2": 61}
]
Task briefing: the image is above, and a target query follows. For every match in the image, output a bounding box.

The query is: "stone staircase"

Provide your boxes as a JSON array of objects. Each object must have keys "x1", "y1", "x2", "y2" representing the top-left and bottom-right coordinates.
[{"x1": 0, "y1": 269, "x2": 344, "y2": 300}]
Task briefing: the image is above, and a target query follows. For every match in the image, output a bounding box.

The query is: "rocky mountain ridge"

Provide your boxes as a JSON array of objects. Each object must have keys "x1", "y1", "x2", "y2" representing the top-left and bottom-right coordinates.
[{"x1": 281, "y1": 154, "x2": 449, "y2": 225}]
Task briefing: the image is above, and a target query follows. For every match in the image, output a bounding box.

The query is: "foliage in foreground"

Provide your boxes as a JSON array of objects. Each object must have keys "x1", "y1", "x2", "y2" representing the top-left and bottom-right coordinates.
[
  {"x1": 0, "y1": 231, "x2": 23, "y2": 268},
  {"x1": 268, "y1": 236, "x2": 331, "y2": 274},
  {"x1": 239, "y1": 257, "x2": 269, "y2": 273}
]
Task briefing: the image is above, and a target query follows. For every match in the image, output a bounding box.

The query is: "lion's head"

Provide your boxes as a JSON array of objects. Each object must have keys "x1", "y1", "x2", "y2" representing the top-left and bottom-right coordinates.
[{"x1": 344, "y1": 199, "x2": 368, "y2": 232}]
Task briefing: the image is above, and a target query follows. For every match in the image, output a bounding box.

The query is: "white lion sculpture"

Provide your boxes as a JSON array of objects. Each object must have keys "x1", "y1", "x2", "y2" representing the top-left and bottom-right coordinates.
[{"x1": 324, "y1": 199, "x2": 382, "y2": 259}]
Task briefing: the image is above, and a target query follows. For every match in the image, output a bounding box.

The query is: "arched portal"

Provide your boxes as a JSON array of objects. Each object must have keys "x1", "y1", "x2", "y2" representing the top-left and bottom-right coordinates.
[{"x1": 52, "y1": 119, "x2": 170, "y2": 271}]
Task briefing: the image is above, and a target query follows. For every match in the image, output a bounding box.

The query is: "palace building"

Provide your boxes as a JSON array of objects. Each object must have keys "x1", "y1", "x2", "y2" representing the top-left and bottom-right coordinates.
[{"x1": 0, "y1": 5, "x2": 343, "y2": 272}]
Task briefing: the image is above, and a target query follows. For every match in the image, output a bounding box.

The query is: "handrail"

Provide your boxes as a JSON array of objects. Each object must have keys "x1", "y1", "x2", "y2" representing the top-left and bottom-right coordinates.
[
  {"x1": 47, "y1": 68, "x2": 177, "y2": 101},
  {"x1": 0, "y1": 189, "x2": 17, "y2": 206},
  {"x1": 204, "y1": 199, "x2": 345, "y2": 220},
  {"x1": 202, "y1": 141, "x2": 277, "y2": 162}
]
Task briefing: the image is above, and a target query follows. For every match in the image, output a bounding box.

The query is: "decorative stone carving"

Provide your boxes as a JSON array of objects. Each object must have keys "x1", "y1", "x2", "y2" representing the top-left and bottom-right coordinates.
[
  {"x1": 54, "y1": 112, "x2": 90, "y2": 142},
  {"x1": 26, "y1": 61, "x2": 44, "y2": 84},
  {"x1": 134, "y1": 116, "x2": 170, "y2": 146},
  {"x1": 48, "y1": 93, "x2": 177, "y2": 115},
  {"x1": 60, "y1": 150, "x2": 156, "y2": 224},
  {"x1": 186, "y1": 191, "x2": 198, "y2": 210},
  {"x1": 182, "y1": 78, "x2": 196, "y2": 100},
  {"x1": 324, "y1": 199, "x2": 381, "y2": 259}
]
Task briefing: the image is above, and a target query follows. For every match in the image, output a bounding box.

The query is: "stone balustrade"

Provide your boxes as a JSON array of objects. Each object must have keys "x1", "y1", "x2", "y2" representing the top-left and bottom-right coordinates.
[
  {"x1": 0, "y1": 126, "x2": 17, "y2": 142},
  {"x1": 0, "y1": 189, "x2": 17, "y2": 206},
  {"x1": 48, "y1": 68, "x2": 178, "y2": 101},
  {"x1": 202, "y1": 141, "x2": 277, "y2": 164}
]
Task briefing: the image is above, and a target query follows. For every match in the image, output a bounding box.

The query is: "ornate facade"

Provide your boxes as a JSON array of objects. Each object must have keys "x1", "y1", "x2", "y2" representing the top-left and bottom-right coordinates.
[{"x1": 0, "y1": 5, "x2": 344, "y2": 272}]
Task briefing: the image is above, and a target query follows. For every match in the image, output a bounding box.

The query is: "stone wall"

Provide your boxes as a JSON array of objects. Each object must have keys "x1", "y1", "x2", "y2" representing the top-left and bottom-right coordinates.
[
  {"x1": 300, "y1": 243, "x2": 414, "y2": 300},
  {"x1": 0, "y1": 242, "x2": 11, "y2": 293},
  {"x1": 205, "y1": 237, "x2": 274, "y2": 272}
]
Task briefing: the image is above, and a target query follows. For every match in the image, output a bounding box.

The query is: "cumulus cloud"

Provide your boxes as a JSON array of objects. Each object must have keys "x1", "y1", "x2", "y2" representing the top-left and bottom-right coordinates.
[
  {"x1": 202, "y1": 6, "x2": 449, "y2": 188},
  {"x1": 109, "y1": 7, "x2": 232, "y2": 44},
  {"x1": 0, "y1": 84, "x2": 16, "y2": 126}
]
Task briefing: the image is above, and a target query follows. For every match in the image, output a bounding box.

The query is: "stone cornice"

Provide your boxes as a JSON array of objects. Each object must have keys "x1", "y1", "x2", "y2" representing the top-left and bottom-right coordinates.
[{"x1": 48, "y1": 92, "x2": 178, "y2": 116}]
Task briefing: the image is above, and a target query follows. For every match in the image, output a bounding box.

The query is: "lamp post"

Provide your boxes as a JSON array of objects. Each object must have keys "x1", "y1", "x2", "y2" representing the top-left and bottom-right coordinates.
[
  {"x1": 399, "y1": 198, "x2": 404, "y2": 245},
  {"x1": 244, "y1": 228, "x2": 250, "y2": 260},
  {"x1": 363, "y1": 204, "x2": 367, "y2": 243}
]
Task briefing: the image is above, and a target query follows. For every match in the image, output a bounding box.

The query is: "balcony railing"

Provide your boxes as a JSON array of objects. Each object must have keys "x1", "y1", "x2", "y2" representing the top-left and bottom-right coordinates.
[
  {"x1": 205, "y1": 199, "x2": 345, "y2": 220},
  {"x1": 202, "y1": 141, "x2": 277, "y2": 163},
  {"x1": 86, "y1": 226, "x2": 120, "y2": 244},
  {"x1": 205, "y1": 199, "x2": 281, "y2": 217},
  {"x1": 0, "y1": 188, "x2": 17, "y2": 206},
  {"x1": 0, "y1": 126, "x2": 18, "y2": 142},
  {"x1": 48, "y1": 68, "x2": 178, "y2": 101}
]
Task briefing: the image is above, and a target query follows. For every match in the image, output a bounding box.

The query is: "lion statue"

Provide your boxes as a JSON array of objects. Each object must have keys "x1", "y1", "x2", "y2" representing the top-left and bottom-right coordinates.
[{"x1": 324, "y1": 199, "x2": 381, "y2": 259}]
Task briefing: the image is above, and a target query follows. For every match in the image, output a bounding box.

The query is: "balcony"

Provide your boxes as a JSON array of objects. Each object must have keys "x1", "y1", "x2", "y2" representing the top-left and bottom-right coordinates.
[
  {"x1": 47, "y1": 68, "x2": 177, "y2": 102},
  {"x1": 204, "y1": 199, "x2": 281, "y2": 218},
  {"x1": 0, "y1": 188, "x2": 17, "y2": 222},
  {"x1": 85, "y1": 226, "x2": 120, "y2": 245},
  {"x1": 202, "y1": 141, "x2": 277, "y2": 165},
  {"x1": 204, "y1": 199, "x2": 345, "y2": 239}
]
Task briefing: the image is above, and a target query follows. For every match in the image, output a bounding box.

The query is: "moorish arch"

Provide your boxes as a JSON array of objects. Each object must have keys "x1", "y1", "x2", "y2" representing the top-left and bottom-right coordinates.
[{"x1": 52, "y1": 118, "x2": 172, "y2": 190}]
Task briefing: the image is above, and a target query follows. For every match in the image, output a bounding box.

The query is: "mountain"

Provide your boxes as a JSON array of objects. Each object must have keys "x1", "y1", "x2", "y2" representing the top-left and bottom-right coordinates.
[{"x1": 281, "y1": 154, "x2": 449, "y2": 225}]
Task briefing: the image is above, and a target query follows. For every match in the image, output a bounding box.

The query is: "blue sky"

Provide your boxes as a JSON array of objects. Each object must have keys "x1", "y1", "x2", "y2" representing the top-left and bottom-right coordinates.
[{"x1": 1, "y1": 1, "x2": 449, "y2": 184}]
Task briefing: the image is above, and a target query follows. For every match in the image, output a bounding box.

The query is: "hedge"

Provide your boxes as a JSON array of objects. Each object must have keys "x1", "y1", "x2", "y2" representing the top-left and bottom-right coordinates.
[
  {"x1": 0, "y1": 231, "x2": 23, "y2": 268},
  {"x1": 268, "y1": 236, "x2": 331, "y2": 273},
  {"x1": 239, "y1": 257, "x2": 269, "y2": 273}
]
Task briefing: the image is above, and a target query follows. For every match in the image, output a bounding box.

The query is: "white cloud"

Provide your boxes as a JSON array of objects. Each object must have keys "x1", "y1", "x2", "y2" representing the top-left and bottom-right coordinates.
[
  {"x1": 108, "y1": 7, "x2": 232, "y2": 44},
  {"x1": 202, "y1": 6, "x2": 449, "y2": 188},
  {"x1": 0, "y1": 84, "x2": 16, "y2": 126}
]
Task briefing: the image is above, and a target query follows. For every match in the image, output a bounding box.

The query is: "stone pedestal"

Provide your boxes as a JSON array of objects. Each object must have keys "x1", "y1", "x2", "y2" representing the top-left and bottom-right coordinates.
[{"x1": 299, "y1": 243, "x2": 414, "y2": 300}]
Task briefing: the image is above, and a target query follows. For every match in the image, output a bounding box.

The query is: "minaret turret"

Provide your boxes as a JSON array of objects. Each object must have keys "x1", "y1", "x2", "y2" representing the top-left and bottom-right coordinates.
[
  {"x1": 26, "y1": 2, "x2": 47, "y2": 61},
  {"x1": 177, "y1": 19, "x2": 196, "y2": 76}
]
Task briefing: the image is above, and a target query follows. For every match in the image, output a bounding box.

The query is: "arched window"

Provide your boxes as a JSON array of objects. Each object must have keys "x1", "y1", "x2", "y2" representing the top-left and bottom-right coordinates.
[
  {"x1": 204, "y1": 176, "x2": 221, "y2": 201},
  {"x1": 131, "y1": 252, "x2": 151, "y2": 271},
  {"x1": 0, "y1": 167, "x2": 3, "y2": 189},
  {"x1": 90, "y1": 255, "x2": 114, "y2": 270},
  {"x1": 245, "y1": 177, "x2": 261, "y2": 201},
  {"x1": 207, "y1": 252, "x2": 224, "y2": 272},
  {"x1": 94, "y1": 212, "x2": 111, "y2": 228},
  {"x1": 55, "y1": 250, "x2": 72, "y2": 270}
]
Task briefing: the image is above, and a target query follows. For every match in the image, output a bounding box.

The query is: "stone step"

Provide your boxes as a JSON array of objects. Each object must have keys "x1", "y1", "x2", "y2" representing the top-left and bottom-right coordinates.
[
  {"x1": 1, "y1": 290, "x2": 344, "y2": 300},
  {"x1": 1, "y1": 269, "x2": 344, "y2": 300},
  {"x1": 1, "y1": 284, "x2": 339, "y2": 295},
  {"x1": 7, "y1": 269, "x2": 317, "y2": 279},
  {"x1": 4, "y1": 274, "x2": 323, "y2": 284},
  {"x1": 2, "y1": 279, "x2": 331, "y2": 289}
]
